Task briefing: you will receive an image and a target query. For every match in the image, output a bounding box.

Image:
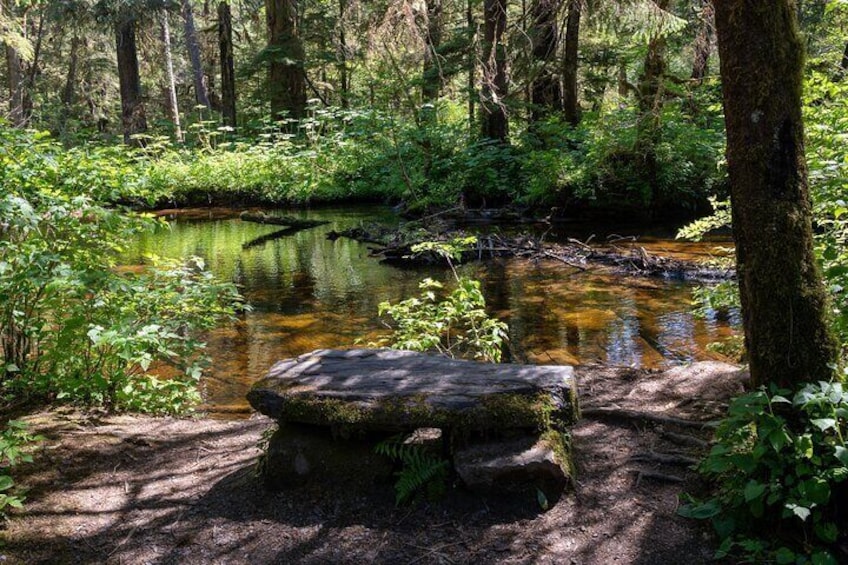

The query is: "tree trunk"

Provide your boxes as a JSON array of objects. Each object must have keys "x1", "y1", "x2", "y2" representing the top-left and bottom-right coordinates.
[
  {"x1": 218, "y1": 1, "x2": 237, "y2": 128},
  {"x1": 714, "y1": 0, "x2": 838, "y2": 388},
  {"x1": 562, "y1": 0, "x2": 581, "y2": 125},
  {"x1": 182, "y1": 0, "x2": 211, "y2": 109},
  {"x1": 634, "y1": 0, "x2": 669, "y2": 197},
  {"x1": 839, "y1": 40, "x2": 848, "y2": 79},
  {"x1": 421, "y1": 0, "x2": 443, "y2": 109},
  {"x1": 266, "y1": 0, "x2": 306, "y2": 122},
  {"x1": 6, "y1": 43, "x2": 26, "y2": 127},
  {"x1": 529, "y1": 0, "x2": 561, "y2": 122},
  {"x1": 161, "y1": 12, "x2": 183, "y2": 142},
  {"x1": 480, "y1": 0, "x2": 508, "y2": 141},
  {"x1": 690, "y1": 0, "x2": 714, "y2": 81},
  {"x1": 467, "y1": 0, "x2": 476, "y2": 134},
  {"x1": 337, "y1": 0, "x2": 349, "y2": 108},
  {"x1": 2, "y1": 0, "x2": 30, "y2": 128},
  {"x1": 59, "y1": 34, "x2": 81, "y2": 133},
  {"x1": 115, "y1": 17, "x2": 147, "y2": 144}
]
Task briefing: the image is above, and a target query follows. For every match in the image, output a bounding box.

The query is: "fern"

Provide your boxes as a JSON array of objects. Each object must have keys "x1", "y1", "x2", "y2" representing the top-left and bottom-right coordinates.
[{"x1": 375, "y1": 434, "x2": 450, "y2": 505}]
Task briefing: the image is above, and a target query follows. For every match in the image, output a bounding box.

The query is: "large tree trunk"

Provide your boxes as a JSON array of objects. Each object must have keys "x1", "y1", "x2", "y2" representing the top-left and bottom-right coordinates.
[
  {"x1": 2, "y1": 0, "x2": 31, "y2": 128},
  {"x1": 266, "y1": 0, "x2": 306, "y2": 122},
  {"x1": 690, "y1": 0, "x2": 714, "y2": 80},
  {"x1": 562, "y1": 0, "x2": 581, "y2": 125},
  {"x1": 181, "y1": 0, "x2": 211, "y2": 109},
  {"x1": 529, "y1": 0, "x2": 561, "y2": 122},
  {"x1": 421, "y1": 0, "x2": 443, "y2": 108},
  {"x1": 218, "y1": 1, "x2": 237, "y2": 128},
  {"x1": 161, "y1": 12, "x2": 183, "y2": 142},
  {"x1": 115, "y1": 17, "x2": 147, "y2": 144},
  {"x1": 480, "y1": 0, "x2": 508, "y2": 141},
  {"x1": 59, "y1": 33, "x2": 81, "y2": 133},
  {"x1": 714, "y1": 0, "x2": 838, "y2": 388},
  {"x1": 467, "y1": 0, "x2": 476, "y2": 134},
  {"x1": 337, "y1": 0, "x2": 349, "y2": 108},
  {"x1": 6, "y1": 43, "x2": 27, "y2": 127}
]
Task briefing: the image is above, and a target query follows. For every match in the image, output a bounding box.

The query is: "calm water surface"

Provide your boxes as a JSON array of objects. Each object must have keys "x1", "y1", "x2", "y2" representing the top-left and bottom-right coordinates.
[{"x1": 128, "y1": 206, "x2": 739, "y2": 415}]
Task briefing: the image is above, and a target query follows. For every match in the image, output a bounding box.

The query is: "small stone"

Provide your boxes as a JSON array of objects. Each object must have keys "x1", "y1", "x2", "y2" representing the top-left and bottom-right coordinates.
[{"x1": 454, "y1": 434, "x2": 571, "y2": 499}]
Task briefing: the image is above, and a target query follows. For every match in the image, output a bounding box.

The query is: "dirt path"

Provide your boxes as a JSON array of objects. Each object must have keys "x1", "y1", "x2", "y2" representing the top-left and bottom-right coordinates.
[{"x1": 1, "y1": 362, "x2": 745, "y2": 564}]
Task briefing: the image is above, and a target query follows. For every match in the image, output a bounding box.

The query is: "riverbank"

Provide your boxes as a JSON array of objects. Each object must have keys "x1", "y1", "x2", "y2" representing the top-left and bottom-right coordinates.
[{"x1": 1, "y1": 361, "x2": 744, "y2": 564}]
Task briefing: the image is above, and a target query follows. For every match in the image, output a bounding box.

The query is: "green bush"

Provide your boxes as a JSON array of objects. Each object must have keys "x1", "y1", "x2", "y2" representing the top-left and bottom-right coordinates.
[
  {"x1": 0, "y1": 128, "x2": 244, "y2": 414},
  {"x1": 0, "y1": 421, "x2": 41, "y2": 518},
  {"x1": 680, "y1": 381, "x2": 848, "y2": 564}
]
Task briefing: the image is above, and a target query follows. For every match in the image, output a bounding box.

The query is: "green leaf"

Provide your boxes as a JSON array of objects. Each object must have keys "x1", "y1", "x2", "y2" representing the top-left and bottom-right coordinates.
[
  {"x1": 677, "y1": 500, "x2": 720, "y2": 519},
  {"x1": 0, "y1": 476, "x2": 14, "y2": 491},
  {"x1": 743, "y1": 481, "x2": 767, "y2": 502},
  {"x1": 786, "y1": 503, "x2": 811, "y2": 521},
  {"x1": 834, "y1": 445, "x2": 848, "y2": 466},
  {"x1": 774, "y1": 547, "x2": 796, "y2": 564},
  {"x1": 811, "y1": 418, "x2": 837, "y2": 432}
]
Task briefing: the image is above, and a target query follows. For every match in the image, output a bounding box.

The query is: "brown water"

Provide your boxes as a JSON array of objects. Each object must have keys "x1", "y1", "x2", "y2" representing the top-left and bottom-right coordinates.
[{"x1": 128, "y1": 206, "x2": 739, "y2": 415}]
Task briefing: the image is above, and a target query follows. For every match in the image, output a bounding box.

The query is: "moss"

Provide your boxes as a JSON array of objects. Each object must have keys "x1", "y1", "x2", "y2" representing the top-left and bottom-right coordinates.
[
  {"x1": 540, "y1": 429, "x2": 575, "y2": 480},
  {"x1": 275, "y1": 390, "x2": 577, "y2": 439}
]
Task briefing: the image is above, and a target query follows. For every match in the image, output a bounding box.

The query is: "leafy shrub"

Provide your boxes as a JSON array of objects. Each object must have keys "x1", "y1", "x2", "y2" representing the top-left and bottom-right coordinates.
[
  {"x1": 680, "y1": 381, "x2": 848, "y2": 564},
  {"x1": 0, "y1": 128, "x2": 244, "y2": 414},
  {"x1": 0, "y1": 421, "x2": 41, "y2": 518},
  {"x1": 377, "y1": 239, "x2": 509, "y2": 363}
]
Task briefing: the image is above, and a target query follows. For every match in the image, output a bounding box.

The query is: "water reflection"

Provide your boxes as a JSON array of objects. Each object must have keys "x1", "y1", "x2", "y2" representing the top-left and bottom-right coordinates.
[{"x1": 127, "y1": 207, "x2": 739, "y2": 414}]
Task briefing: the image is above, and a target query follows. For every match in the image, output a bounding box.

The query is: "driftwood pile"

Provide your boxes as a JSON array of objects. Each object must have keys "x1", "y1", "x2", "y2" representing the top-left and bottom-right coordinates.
[{"x1": 329, "y1": 225, "x2": 734, "y2": 282}]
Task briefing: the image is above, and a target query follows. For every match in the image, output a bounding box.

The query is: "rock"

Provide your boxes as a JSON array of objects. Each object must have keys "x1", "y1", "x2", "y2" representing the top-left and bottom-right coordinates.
[
  {"x1": 259, "y1": 423, "x2": 394, "y2": 490},
  {"x1": 454, "y1": 433, "x2": 572, "y2": 499},
  {"x1": 247, "y1": 348, "x2": 577, "y2": 435}
]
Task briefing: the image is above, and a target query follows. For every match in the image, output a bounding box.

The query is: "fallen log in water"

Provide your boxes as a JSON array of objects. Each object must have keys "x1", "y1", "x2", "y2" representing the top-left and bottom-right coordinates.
[
  {"x1": 239, "y1": 211, "x2": 329, "y2": 229},
  {"x1": 330, "y1": 227, "x2": 734, "y2": 282},
  {"x1": 239, "y1": 212, "x2": 330, "y2": 249}
]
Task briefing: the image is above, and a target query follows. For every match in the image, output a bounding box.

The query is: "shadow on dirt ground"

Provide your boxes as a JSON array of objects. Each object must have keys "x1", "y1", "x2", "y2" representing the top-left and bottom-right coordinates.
[{"x1": 2, "y1": 362, "x2": 743, "y2": 564}]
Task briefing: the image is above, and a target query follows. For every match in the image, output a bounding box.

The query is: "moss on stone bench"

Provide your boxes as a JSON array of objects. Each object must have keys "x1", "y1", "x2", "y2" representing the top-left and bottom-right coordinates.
[
  {"x1": 247, "y1": 348, "x2": 578, "y2": 436},
  {"x1": 247, "y1": 348, "x2": 578, "y2": 498}
]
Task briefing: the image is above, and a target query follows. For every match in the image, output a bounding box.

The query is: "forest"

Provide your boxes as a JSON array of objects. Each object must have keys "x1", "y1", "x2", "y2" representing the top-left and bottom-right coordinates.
[{"x1": 2, "y1": 0, "x2": 848, "y2": 562}]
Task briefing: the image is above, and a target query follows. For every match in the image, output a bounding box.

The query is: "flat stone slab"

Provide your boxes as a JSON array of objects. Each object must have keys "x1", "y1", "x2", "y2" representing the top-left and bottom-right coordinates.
[{"x1": 247, "y1": 348, "x2": 577, "y2": 434}]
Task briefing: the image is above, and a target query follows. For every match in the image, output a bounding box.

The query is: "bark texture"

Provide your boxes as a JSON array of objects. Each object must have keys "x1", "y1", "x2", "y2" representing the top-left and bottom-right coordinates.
[
  {"x1": 481, "y1": 0, "x2": 508, "y2": 141},
  {"x1": 529, "y1": 0, "x2": 561, "y2": 122},
  {"x1": 266, "y1": 0, "x2": 306, "y2": 121},
  {"x1": 421, "y1": 0, "x2": 443, "y2": 106},
  {"x1": 182, "y1": 0, "x2": 211, "y2": 109},
  {"x1": 714, "y1": 0, "x2": 838, "y2": 387},
  {"x1": 690, "y1": 0, "x2": 714, "y2": 80},
  {"x1": 218, "y1": 1, "x2": 237, "y2": 128},
  {"x1": 115, "y1": 17, "x2": 147, "y2": 144},
  {"x1": 562, "y1": 0, "x2": 581, "y2": 125},
  {"x1": 161, "y1": 13, "x2": 183, "y2": 141}
]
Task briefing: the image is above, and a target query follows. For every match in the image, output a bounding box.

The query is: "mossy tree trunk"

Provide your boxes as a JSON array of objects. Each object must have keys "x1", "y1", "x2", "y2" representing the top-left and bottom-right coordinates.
[
  {"x1": 529, "y1": 0, "x2": 561, "y2": 122},
  {"x1": 562, "y1": 0, "x2": 581, "y2": 126},
  {"x1": 690, "y1": 0, "x2": 714, "y2": 81},
  {"x1": 634, "y1": 0, "x2": 668, "y2": 192},
  {"x1": 219, "y1": 1, "x2": 237, "y2": 128},
  {"x1": 421, "y1": 0, "x2": 443, "y2": 110},
  {"x1": 115, "y1": 17, "x2": 147, "y2": 145},
  {"x1": 480, "y1": 0, "x2": 508, "y2": 141},
  {"x1": 266, "y1": 0, "x2": 306, "y2": 122},
  {"x1": 714, "y1": 0, "x2": 838, "y2": 388},
  {"x1": 182, "y1": 0, "x2": 211, "y2": 110}
]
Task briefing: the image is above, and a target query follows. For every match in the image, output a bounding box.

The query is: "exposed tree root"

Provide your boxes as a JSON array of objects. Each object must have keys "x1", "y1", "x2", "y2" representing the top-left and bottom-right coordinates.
[
  {"x1": 580, "y1": 407, "x2": 718, "y2": 429},
  {"x1": 631, "y1": 451, "x2": 700, "y2": 467},
  {"x1": 631, "y1": 469, "x2": 685, "y2": 486}
]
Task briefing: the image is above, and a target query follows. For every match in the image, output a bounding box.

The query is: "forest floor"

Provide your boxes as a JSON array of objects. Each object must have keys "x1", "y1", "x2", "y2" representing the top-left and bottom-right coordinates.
[{"x1": 0, "y1": 361, "x2": 746, "y2": 565}]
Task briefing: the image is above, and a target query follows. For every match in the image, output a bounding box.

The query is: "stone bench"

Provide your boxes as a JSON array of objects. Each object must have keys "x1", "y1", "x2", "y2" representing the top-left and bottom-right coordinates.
[{"x1": 247, "y1": 348, "x2": 578, "y2": 499}]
